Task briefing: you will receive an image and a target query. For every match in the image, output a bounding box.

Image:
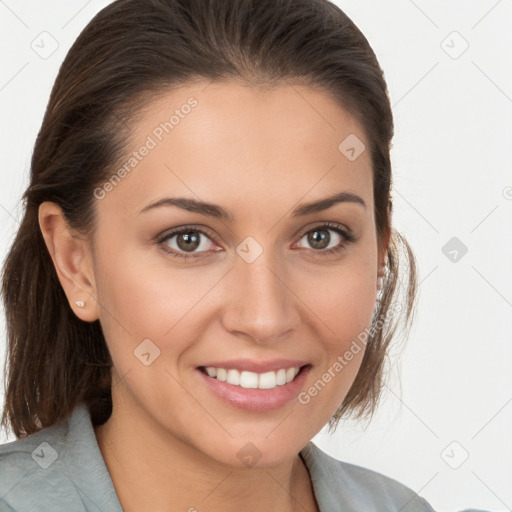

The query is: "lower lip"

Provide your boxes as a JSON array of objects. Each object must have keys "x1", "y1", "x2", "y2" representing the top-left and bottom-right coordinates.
[{"x1": 196, "y1": 366, "x2": 311, "y2": 412}]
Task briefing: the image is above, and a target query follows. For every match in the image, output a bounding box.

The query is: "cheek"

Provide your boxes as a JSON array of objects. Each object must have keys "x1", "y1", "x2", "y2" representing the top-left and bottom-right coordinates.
[
  {"x1": 292, "y1": 260, "x2": 377, "y2": 420},
  {"x1": 299, "y1": 259, "x2": 377, "y2": 344},
  {"x1": 93, "y1": 240, "x2": 225, "y2": 367},
  {"x1": 294, "y1": 222, "x2": 379, "y2": 338}
]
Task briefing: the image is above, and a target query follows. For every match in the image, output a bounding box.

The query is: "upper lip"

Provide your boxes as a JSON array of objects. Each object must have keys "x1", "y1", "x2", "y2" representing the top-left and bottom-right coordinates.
[{"x1": 198, "y1": 359, "x2": 310, "y2": 373}]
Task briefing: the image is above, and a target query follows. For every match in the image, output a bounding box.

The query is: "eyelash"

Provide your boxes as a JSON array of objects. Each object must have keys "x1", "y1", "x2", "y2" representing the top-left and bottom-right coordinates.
[{"x1": 156, "y1": 222, "x2": 356, "y2": 261}]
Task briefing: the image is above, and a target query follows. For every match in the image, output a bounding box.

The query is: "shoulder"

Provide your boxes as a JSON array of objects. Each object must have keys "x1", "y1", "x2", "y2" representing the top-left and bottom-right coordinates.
[
  {"x1": 300, "y1": 441, "x2": 436, "y2": 512},
  {"x1": 0, "y1": 404, "x2": 122, "y2": 512},
  {"x1": 0, "y1": 411, "x2": 86, "y2": 511}
]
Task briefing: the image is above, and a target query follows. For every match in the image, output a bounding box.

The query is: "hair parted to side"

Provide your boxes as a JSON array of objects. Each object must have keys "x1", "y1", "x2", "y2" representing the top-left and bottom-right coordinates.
[{"x1": 1, "y1": 0, "x2": 418, "y2": 439}]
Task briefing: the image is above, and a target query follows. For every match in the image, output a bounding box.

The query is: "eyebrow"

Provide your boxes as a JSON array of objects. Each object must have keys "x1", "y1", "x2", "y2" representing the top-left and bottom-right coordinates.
[{"x1": 138, "y1": 191, "x2": 366, "y2": 221}]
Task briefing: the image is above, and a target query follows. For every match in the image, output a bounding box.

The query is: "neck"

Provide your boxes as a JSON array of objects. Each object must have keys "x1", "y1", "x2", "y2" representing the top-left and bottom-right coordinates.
[{"x1": 93, "y1": 396, "x2": 319, "y2": 512}]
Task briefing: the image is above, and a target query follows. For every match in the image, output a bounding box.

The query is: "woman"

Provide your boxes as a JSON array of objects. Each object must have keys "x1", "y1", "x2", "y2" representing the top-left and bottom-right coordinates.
[{"x1": 0, "y1": 0, "x2": 433, "y2": 510}]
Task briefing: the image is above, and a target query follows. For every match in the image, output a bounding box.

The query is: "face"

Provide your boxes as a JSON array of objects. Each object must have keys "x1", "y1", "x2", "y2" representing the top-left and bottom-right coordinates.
[{"x1": 86, "y1": 81, "x2": 382, "y2": 467}]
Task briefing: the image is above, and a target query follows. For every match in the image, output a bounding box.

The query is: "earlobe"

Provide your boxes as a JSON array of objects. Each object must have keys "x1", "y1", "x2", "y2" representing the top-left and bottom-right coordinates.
[
  {"x1": 376, "y1": 269, "x2": 385, "y2": 291},
  {"x1": 38, "y1": 201, "x2": 99, "y2": 322}
]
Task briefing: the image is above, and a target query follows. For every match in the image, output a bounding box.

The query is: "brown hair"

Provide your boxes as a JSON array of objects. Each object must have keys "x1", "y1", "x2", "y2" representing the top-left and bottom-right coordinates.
[{"x1": 1, "y1": 0, "x2": 417, "y2": 439}]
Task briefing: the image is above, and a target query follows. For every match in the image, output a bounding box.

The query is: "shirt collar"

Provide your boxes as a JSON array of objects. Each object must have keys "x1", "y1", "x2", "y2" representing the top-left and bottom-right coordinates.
[{"x1": 57, "y1": 402, "x2": 124, "y2": 511}]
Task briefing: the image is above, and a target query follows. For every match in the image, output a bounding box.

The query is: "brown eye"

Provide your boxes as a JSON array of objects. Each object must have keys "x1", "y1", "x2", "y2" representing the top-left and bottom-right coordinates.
[
  {"x1": 157, "y1": 226, "x2": 218, "y2": 260},
  {"x1": 175, "y1": 231, "x2": 201, "y2": 252},
  {"x1": 304, "y1": 228, "x2": 332, "y2": 250},
  {"x1": 297, "y1": 223, "x2": 354, "y2": 253}
]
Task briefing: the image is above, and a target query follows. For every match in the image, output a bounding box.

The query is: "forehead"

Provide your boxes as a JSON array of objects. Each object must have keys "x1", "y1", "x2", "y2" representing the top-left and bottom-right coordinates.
[{"x1": 98, "y1": 81, "x2": 373, "y2": 219}]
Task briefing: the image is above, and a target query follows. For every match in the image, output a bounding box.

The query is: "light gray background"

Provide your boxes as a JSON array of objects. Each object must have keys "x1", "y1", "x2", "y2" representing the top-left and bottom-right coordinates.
[{"x1": 1, "y1": 1, "x2": 511, "y2": 511}]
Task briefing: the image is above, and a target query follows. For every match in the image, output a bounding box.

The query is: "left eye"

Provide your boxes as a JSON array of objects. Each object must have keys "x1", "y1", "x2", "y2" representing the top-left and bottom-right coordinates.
[{"x1": 296, "y1": 224, "x2": 351, "y2": 252}]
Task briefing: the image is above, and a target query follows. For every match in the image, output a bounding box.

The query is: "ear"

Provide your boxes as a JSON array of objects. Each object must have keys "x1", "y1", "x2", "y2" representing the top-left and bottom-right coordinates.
[
  {"x1": 38, "y1": 201, "x2": 99, "y2": 322},
  {"x1": 376, "y1": 217, "x2": 392, "y2": 291}
]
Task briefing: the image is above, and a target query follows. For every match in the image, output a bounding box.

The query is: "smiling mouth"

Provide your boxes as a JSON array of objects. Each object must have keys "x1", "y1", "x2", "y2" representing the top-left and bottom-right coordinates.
[{"x1": 198, "y1": 365, "x2": 309, "y2": 390}]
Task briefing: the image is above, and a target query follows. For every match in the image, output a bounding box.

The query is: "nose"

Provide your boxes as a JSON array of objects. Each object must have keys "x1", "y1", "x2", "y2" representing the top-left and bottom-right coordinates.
[{"x1": 220, "y1": 248, "x2": 301, "y2": 344}]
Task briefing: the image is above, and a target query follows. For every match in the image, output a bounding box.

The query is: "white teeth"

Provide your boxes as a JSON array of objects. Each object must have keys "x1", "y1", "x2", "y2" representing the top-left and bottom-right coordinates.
[
  {"x1": 205, "y1": 367, "x2": 217, "y2": 378},
  {"x1": 203, "y1": 366, "x2": 301, "y2": 390},
  {"x1": 240, "y1": 371, "x2": 259, "y2": 389},
  {"x1": 226, "y1": 369, "x2": 240, "y2": 386},
  {"x1": 286, "y1": 368, "x2": 297, "y2": 383},
  {"x1": 276, "y1": 369, "x2": 287, "y2": 385},
  {"x1": 258, "y1": 371, "x2": 276, "y2": 389}
]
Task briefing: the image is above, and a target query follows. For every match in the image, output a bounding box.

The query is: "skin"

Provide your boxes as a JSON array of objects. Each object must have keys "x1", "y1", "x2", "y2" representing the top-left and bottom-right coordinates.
[{"x1": 39, "y1": 81, "x2": 389, "y2": 512}]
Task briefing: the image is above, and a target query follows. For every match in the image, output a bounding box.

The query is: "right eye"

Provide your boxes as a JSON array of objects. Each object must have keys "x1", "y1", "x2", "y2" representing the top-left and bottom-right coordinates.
[{"x1": 157, "y1": 225, "x2": 221, "y2": 260}]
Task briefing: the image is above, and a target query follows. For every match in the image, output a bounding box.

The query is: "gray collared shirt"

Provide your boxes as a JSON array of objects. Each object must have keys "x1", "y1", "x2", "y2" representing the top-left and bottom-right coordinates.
[{"x1": 0, "y1": 402, "x2": 438, "y2": 511}]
